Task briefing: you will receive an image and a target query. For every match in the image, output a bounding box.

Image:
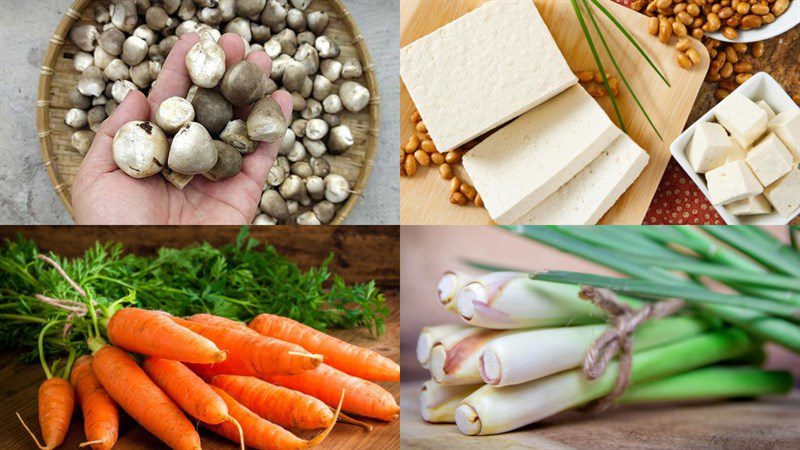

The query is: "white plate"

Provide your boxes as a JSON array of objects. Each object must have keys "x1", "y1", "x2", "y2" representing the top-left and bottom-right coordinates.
[
  {"x1": 670, "y1": 72, "x2": 800, "y2": 225},
  {"x1": 706, "y1": 1, "x2": 800, "y2": 43}
]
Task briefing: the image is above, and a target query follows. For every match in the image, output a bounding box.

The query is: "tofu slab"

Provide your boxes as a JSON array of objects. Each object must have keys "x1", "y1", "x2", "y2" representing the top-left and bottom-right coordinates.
[
  {"x1": 685, "y1": 122, "x2": 733, "y2": 173},
  {"x1": 764, "y1": 166, "x2": 800, "y2": 217},
  {"x1": 745, "y1": 132, "x2": 793, "y2": 186},
  {"x1": 726, "y1": 194, "x2": 772, "y2": 216},
  {"x1": 705, "y1": 160, "x2": 763, "y2": 206},
  {"x1": 514, "y1": 134, "x2": 649, "y2": 225},
  {"x1": 715, "y1": 93, "x2": 767, "y2": 147},
  {"x1": 400, "y1": 0, "x2": 577, "y2": 152},
  {"x1": 768, "y1": 110, "x2": 800, "y2": 161},
  {"x1": 756, "y1": 100, "x2": 776, "y2": 120},
  {"x1": 462, "y1": 85, "x2": 621, "y2": 223}
]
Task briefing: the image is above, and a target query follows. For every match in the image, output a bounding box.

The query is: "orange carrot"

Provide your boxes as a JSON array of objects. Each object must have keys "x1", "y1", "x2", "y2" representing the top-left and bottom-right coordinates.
[
  {"x1": 262, "y1": 363, "x2": 399, "y2": 421},
  {"x1": 172, "y1": 317, "x2": 323, "y2": 377},
  {"x1": 70, "y1": 356, "x2": 118, "y2": 450},
  {"x1": 212, "y1": 375, "x2": 334, "y2": 429},
  {"x1": 92, "y1": 346, "x2": 201, "y2": 450},
  {"x1": 187, "y1": 314, "x2": 254, "y2": 334},
  {"x1": 142, "y1": 357, "x2": 244, "y2": 450},
  {"x1": 17, "y1": 378, "x2": 75, "y2": 450},
  {"x1": 250, "y1": 313, "x2": 400, "y2": 381},
  {"x1": 204, "y1": 385, "x2": 342, "y2": 450},
  {"x1": 108, "y1": 308, "x2": 226, "y2": 363}
]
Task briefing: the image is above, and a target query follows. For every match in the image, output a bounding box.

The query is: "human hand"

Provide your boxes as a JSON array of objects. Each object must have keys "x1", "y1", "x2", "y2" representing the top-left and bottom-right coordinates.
[{"x1": 72, "y1": 33, "x2": 292, "y2": 225}]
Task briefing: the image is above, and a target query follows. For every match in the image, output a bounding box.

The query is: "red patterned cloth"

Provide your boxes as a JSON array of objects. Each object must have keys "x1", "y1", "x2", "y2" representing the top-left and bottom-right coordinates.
[{"x1": 608, "y1": 0, "x2": 722, "y2": 224}]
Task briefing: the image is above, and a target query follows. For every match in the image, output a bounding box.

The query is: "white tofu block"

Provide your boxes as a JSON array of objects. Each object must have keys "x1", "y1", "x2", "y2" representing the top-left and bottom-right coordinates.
[
  {"x1": 400, "y1": 0, "x2": 577, "y2": 152},
  {"x1": 685, "y1": 122, "x2": 734, "y2": 173},
  {"x1": 725, "y1": 138, "x2": 749, "y2": 163},
  {"x1": 705, "y1": 160, "x2": 763, "y2": 206},
  {"x1": 745, "y1": 132, "x2": 793, "y2": 186},
  {"x1": 756, "y1": 100, "x2": 776, "y2": 120},
  {"x1": 726, "y1": 195, "x2": 772, "y2": 216},
  {"x1": 462, "y1": 85, "x2": 621, "y2": 223},
  {"x1": 514, "y1": 134, "x2": 649, "y2": 225},
  {"x1": 764, "y1": 167, "x2": 800, "y2": 217},
  {"x1": 768, "y1": 110, "x2": 800, "y2": 161},
  {"x1": 715, "y1": 93, "x2": 768, "y2": 147}
]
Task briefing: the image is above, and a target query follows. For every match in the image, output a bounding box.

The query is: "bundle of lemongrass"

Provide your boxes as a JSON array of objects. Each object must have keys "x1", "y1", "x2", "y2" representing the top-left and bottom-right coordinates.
[{"x1": 417, "y1": 226, "x2": 797, "y2": 436}]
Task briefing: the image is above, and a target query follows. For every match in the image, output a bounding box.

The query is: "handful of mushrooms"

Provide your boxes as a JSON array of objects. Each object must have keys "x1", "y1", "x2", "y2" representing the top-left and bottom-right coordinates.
[{"x1": 66, "y1": 0, "x2": 370, "y2": 225}]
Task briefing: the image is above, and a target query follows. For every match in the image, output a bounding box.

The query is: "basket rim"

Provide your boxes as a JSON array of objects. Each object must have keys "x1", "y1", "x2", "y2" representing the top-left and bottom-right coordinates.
[{"x1": 36, "y1": 0, "x2": 380, "y2": 225}]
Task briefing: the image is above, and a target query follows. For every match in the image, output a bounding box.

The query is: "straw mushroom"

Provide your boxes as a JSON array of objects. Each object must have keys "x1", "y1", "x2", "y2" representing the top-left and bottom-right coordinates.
[
  {"x1": 87, "y1": 106, "x2": 108, "y2": 132},
  {"x1": 198, "y1": 7, "x2": 224, "y2": 26},
  {"x1": 221, "y1": 61, "x2": 268, "y2": 106},
  {"x1": 305, "y1": 119, "x2": 329, "y2": 140},
  {"x1": 341, "y1": 58, "x2": 363, "y2": 79},
  {"x1": 320, "y1": 59, "x2": 342, "y2": 82},
  {"x1": 262, "y1": 1, "x2": 288, "y2": 27},
  {"x1": 99, "y1": 28, "x2": 125, "y2": 56},
  {"x1": 185, "y1": 39, "x2": 226, "y2": 88},
  {"x1": 168, "y1": 122, "x2": 219, "y2": 175},
  {"x1": 70, "y1": 24, "x2": 100, "y2": 52},
  {"x1": 309, "y1": 156, "x2": 330, "y2": 177},
  {"x1": 274, "y1": 29, "x2": 298, "y2": 55},
  {"x1": 296, "y1": 211, "x2": 321, "y2": 225},
  {"x1": 297, "y1": 31, "x2": 315, "y2": 46},
  {"x1": 327, "y1": 125, "x2": 353, "y2": 155},
  {"x1": 122, "y1": 36, "x2": 148, "y2": 66},
  {"x1": 312, "y1": 75, "x2": 333, "y2": 101},
  {"x1": 112, "y1": 80, "x2": 138, "y2": 103},
  {"x1": 247, "y1": 96, "x2": 288, "y2": 142},
  {"x1": 300, "y1": 99, "x2": 322, "y2": 120},
  {"x1": 324, "y1": 174, "x2": 350, "y2": 203},
  {"x1": 94, "y1": 3, "x2": 111, "y2": 23},
  {"x1": 111, "y1": 0, "x2": 138, "y2": 32},
  {"x1": 71, "y1": 130, "x2": 95, "y2": 155},
  {"x1": 112, "y1": 121, "x2": 168, "y2": 178},
  {"x1": 260, "y1": 189, "x2": 289, "y2": 220},
  {"x1": 253, "y1": 214, "x2": 277, "y2": 225},
  {"x1": 155, "y1": 96, "x2": 196, "y2": 134},
  {"x1": 78, "y1": 66, "x2": 106, "y2": 97},
  {"x1": 307, "y1": 11, "x2": 329, "y2": 35},
  {"x1": 204, "y1": 141, "x2": 243, "y2": 181},
  {"x1": 313, "y1": 200, "x2": 335, "y2": 224},
  {"x1": 220, "y1": 119, "x2": 258, "y2": 154},
  {"x1": 162, "y1": 167, "x2": 195, "y2": 189},
  {"x1": 65, "y1": 109, "x2": 88, "y2": 129},
  {"x1": 286, "y1": 8, "x2": 307, "y2": 32},
  {"x1": 305, "y1": 175, "x2": 324, "y2": 200},
  {"x1": 290, "y1": 0, "x2": 312, "y2": 10},
  {"x1": 322, "y1": 94, "x2": 342, "y2": 114},
  {"x1": 339, "y1": 81, "x2": 370, "y2": 112},
  {"x1": 73, "y1": 52, "x2": 94, "y2": 72},
  {"x1": 303, "y1": 138, "x2": 326, "y2": 158},
  {"x1": 287, "y1": 141, "x2": 307, "y2": 162},
  {"x1": 105, "y1": 99, "x2": 118, "y2": 116},
  {"x1": 280, "y1": 128, "x2": 296, "y2": 153},
  {"x1": 294, "y1": 44, "x2": 319, "y2": 74},
  {"x1": 321, "y1": 113, "x2": 341, "y2": 128},
  {"x1": 236, "y1": 0, "x2": 266, "y2": 17},
  {"x1": 279, "y1": 174, "x2": 306, "y2": 201},
  {"x1": 224, "y1": 17, "x2": 252, "y2": 41},
  {"x1": 291, "y1": 161, "x2": 313, "y2": 178},
  {"x1": 314, "y1": 35, "x2": 339, "y2": 58},
  {"x1": 68, "y1": 88, "x2": 91, "y2": 109},
  {"x1": 267, "y1": 164, "x2": 286, "y2": 186},
  {"x1": 130, "y1": 62, "x2": 153, "y2": 88},
  {"x1": 192, "y1": 88, "x2": 233, "y2": 134},
  {"x1": 133, "y1": 25, "x2": 157, "y2": 45},
  {"x1": 282, "y1": 60, "x2": 308, "y2": 93}
]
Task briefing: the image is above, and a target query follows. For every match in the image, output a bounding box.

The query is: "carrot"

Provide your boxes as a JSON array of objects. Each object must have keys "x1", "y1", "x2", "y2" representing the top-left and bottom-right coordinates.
[
  {"x1": 212, "y1": 375, "x2": 335, "y2": 429},
  {"x1": 92, "y1": 346, "x2": 201, "y2": 450},
  {"x1": 172, "y1": 317, "x2": 323, "y2": 376},
  {"x1": 17, "y1": 378, "x2": 75, "y2": 450},
  {"x1": 142, "y1": 357, "x2": 244, "y2": 450},
  {"x1": 250, "y1": 313, "x2": 400, "y2": 381},
  {"x1": 262, "y1": 363, "x2": 399, "y2": 421},
  {"x1": 70, "y1": 356, "x2": 118, "y2": 450},
  {"x1": 204, "y1": 385, "x2": 343, "y2": 450},
  {"x1": 107, "y1": 308, "x2": 226, "y2": 363},
  {"x1": 187, "y1": 314, "x2": 254, "y2": 334}
]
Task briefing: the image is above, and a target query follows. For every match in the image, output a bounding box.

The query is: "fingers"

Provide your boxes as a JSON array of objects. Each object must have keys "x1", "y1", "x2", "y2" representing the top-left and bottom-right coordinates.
[
  {"x1": 240, "y1": 90, "x2": 294, "y2": 185},
  {"x1": 81, "y1": 91, "x2": 151, "y2": 175},
  {"x1": 217, "y1": 33, "x2": 246, "y2": 68},
  {"x1": 147, "y1": 33, "x2": 200, "y2": 117}
]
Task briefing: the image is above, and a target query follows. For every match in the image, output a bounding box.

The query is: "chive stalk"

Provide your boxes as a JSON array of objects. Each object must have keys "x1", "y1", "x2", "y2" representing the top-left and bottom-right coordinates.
[
  {"x1": 420, "y1": 381, "x2": 481, "y2": 423},
  {"x1": 701, "y1": 227, "x2": 800, "y2": 277},
  {"x1": 417, "y1": 324, "x2": 470, "y2": 369}
]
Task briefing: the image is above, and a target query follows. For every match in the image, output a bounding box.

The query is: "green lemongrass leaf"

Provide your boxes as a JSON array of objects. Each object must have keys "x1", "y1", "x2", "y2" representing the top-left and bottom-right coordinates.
[
  {"x1": 461, "y1": 259, "x2": 528, "y2": 274},
  {"x1": 581, "y1": 0, "x2": 663, "y2": 141},
  {"x1": 571, "y1": 0, "x2": 626, "y2": 133},
  {"x1": 532, "y1": 271, "x2": 800, "y2": 319},
  {"x1": 701, "y1": 226, "x2": 800, "y2": 277},
  {"x1": 588, "y1": 0, "x2": 670, "y2": 87},
  {"x1": 791, "y1": 226, "x2": 800, "y2": 251}
]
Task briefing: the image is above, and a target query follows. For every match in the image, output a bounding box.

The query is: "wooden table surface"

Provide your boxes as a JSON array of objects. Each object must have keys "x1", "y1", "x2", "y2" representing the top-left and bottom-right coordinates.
[
  {"x1": 400, "y1": 382, "x2": 800, "y2": 449},
  {"x1": 0, "y1": 226, "x2": 400, "y2": 449}
]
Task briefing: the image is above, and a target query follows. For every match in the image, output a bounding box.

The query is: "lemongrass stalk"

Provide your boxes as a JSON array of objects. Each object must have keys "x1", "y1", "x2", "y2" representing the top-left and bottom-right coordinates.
[
  {"x1": 533, "y1": 271, "x2": 799, "y2": 319},
  {"x1": 437, "y1": 271, "x2": 473, "y2": 312},
  {"x1": 456, "y1": 329, "x2": 755, "y2": 435},
  {"x1": 429, "y1": 327, "x2": 514, "y2": 385},
  {"x1": 420, "y1": 380, "x2": 481, "y2": 423},
  {"x1": 481, "y1": 317, "x2": 709, "y2": 387},
  {"x1": 454, "y1": 272, "x2": 629, "y2": 329},
  {"x1": 417, "y1": 324, "x2": 470, "y2": 369},
  {"x1": 554, "y1": 226, "x2": 685, "y2": 261},
  {"x1": 701, "y1": 226, "x2": 800, "y2": 277},
  {"x1": 619, "y1": 366, "x2": 792, "y2": 404},
  {"x1": 503, "y1": 226, "x2": 800, "y2": 352}
]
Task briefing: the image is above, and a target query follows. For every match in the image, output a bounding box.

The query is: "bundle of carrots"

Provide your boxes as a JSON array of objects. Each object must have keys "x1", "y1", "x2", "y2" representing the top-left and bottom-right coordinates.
[{"x1": 18, "y1": 307, "x2": 399, "y2": 450}]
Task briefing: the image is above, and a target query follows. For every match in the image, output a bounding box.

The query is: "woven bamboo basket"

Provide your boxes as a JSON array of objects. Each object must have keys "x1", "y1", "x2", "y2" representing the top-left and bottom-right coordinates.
[{"x1": 37, "y1": 0, "x2": 379, "y2": 225}]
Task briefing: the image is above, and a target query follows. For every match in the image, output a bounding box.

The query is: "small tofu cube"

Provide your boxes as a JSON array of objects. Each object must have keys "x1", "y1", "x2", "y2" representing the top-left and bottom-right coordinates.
[
  {"x1": 764, "y1": 167, "x2": 800, "y2": 217},
  {"x1": 745, "y1": 132, "x2": 793, "y2": 186},
  {"x1": 726, "y1": 194, "x2": 772, "y2": 216},
  {"x1": 705, "y1": 160, "x2": 763, "y2": 205},
  {"x1": 715, "y1": 93, "x2": 768, "y2": 147},
  {"x1": 768, "y1": 110, "x2": 800, "y2": 161},
  {"x1": 686, "y1": 122, "x2": 734, "y2": 173},
  {"x1": 725, "y1": 138, "x2": 749, "y2": 163},
  {"x1": 756, "y1": 100, "x2": 776, "y2": 120}
]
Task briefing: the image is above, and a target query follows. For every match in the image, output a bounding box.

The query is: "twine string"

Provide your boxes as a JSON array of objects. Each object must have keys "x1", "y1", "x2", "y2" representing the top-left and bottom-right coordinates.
[
  {"x1": 579, "y1": 286, "x2": 686, "y2": 411},
  {"x1": 37, "y1": 254, "x2": 87, "y2": 298}
]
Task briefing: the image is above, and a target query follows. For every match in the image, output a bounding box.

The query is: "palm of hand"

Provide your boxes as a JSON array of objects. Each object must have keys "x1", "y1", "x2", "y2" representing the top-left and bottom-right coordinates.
[{"x1": 72, "y1": 33, "x2": 292, "y2": 225}]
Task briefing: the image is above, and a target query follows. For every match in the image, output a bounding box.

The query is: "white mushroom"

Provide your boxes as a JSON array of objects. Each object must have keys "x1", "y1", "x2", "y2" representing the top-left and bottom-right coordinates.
[
  {"x1": 73, "y1": 52, "x2": 94, "y2": 72},
  {"x1": 65, "y1": 109, "x2": 88, "y2": 129},
  {"x1": 247, "y1": 96, "x2": 288, "y2": 142},
  {"x1": 324, "y1": 174, "x2": 351, "y2": 203},
  {"x1": 71, "y1": 130, "x2": 96, "y2": 155},
  {"x1": 220, "y1": 119, "x2": 258, "y2": 154},
  {"x1": 155, "y1": 97, "x2": 196, "y2": 134},
  {"x1": 122, "y1": 36, "x2": 148, "y2": 66},
  {"x1": 198, "y1": 7, "x2": 224, "y2": 25},
  {"x1": 185, "y1": 39, "x2": 226, "y2": 88},
  {"x1": 339, "y1": 81, "x2": 370, "y2": 112},
  {"x1": 320, "y1": 59, "x2": 342, "y2": 82},
  {"x1": 104, "y1": 59, "x2": 131, "y2": 81},
  {"x1": 112, "y1": 121, "x2": 168, "y2": 178},
  {"x1": 70, "y1": 24, "x2": 100, "y2": 52},
  {"x1": 314, "y1": 35, "x2": 339, "y2": 58},
  {"x1": 305, "y1": 119, "x2": 329, "y2": 140},
  {"x1": 322, "y1": 94, "x2": 342, "y2": 114},
  {"x1": 112, "y1": 80, "x2": 138, "y2": 103},
  {"x1": 341, "y1": 58, "x2": 363, "y2": 78},
  {"x1": 327, "y1": 125, "x2": 353, "y2": 155},
  {"x1": 296, "y1": 211, "x2": 321, "y2": 225},
  {"x1": 168, "y1": 122, "x2": 219, "y2": 175}
]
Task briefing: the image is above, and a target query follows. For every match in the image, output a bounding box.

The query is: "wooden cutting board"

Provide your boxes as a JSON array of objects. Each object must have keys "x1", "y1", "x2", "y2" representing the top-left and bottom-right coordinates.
[{"x1": 400, "y1": 0, "x2": 710, "y2": 225}]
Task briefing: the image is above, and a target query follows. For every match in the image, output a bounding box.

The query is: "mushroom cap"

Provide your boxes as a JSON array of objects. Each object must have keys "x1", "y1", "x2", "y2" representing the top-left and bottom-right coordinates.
[
  {"x1": 339, "y1": 81, "x2": 371, "y2": 112},
  {"x1": 192, "y1": 88, "x2": 233, "y2": 135},
  {"x1": 247, "y1": 96, "x2": 288, "y2": 143},
  {"x1": 168, "y1": 122, "x2": 219, "y2": 175},
  {"x1": 155, "y1": 96, "x2": 196, "y2": 134},
  {"x1": 185, "y1": 39, "x2": 226, "y2": 88},
  {"x1": 221, "y1": 61, "x2": 268, "y2": 106},
  {"x1": 113, "y1": 121, "x2": 168, "y2": 178}
]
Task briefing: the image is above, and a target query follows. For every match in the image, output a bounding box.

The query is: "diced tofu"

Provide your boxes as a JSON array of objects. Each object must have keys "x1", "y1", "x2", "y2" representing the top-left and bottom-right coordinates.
[
  {"x1": 745, "y1": 132, "x2": 793, "y2": 186},
  {"x1": 726, "y1": 194, "x2": 772, "y2": 216},
  {"x1": 685, "y1": 122, "x2": 734, "y2": 173},
  {"x1": 714, "y1": 93, "x2": 768, "y2": 147},
  {"x1": 514, "y1": 134, "x2": 649, "y2": 225},
  {"x1": 400, "y1": 0, "x2": 577, "y2": 152},
  {"x1": 768, "y1": 110, "x2": 800, "y2": 161},
  {"x1": 462, "y1": 85, "x2": 620, "y2": 223},
  {"x1": 756, "y1": 100, "x2": 776, "y2": 120},
  {"x1": 725, "y1": 138, "x2": 749, "y2": 163},
  {"x1": 705, "y1": 160, "x2": 763, "y2": 205},
  {"x1": 764, "y1": 167, "x2": 800, "y2": 217}
]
